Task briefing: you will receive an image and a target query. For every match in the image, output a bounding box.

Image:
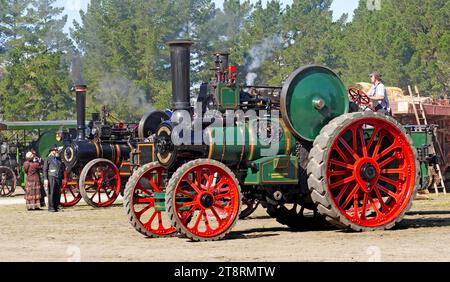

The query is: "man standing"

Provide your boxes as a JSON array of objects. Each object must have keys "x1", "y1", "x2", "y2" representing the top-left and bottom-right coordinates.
[
  {"x1": 367, "y1": 71, "x2": 392, "y2": 115},
  {"x1": 43, "y1": 145, "x2": 65, "y2": 212}
]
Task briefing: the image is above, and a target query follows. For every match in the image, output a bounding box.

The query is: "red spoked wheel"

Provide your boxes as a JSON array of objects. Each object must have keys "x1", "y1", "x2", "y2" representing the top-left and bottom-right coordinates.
[
  {"x1": 0, "y1": 166, "x2": 16, "y2": 197},
  {"x1": 308, "y1": 112, "x2": 419, "y2": 231},
  {"x1": 79, "y1": 159, "x2": 121, "y2": 208},
  {"x1": 60, "y1": 169, "x2": 82, "y2": 207},
  {"x1": 166, "y1": 159, "x2": 241, "y2": 241},
  {"x1": 123, "y1": 162, "x2": 176, "y2": 237}
]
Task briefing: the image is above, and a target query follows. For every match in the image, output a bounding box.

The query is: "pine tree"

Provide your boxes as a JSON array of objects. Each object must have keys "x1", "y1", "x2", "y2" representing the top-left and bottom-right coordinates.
[{"x1": 0, "y1": 0, "x2": 74, "y2": 121}]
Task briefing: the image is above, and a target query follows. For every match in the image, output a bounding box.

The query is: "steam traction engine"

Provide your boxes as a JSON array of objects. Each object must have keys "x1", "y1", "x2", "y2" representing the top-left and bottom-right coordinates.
[
  {"x1": 123, "y1": 40, "x2": 419, "y2": 241},
  {"x1": 61, "y1": 86, "x2": 164, "y2": 208}
]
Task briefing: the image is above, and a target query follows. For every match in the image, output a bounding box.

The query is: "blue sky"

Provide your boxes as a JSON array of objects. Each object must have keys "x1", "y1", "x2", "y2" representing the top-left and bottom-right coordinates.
[{"x1": 56, "y1": 0, "x2": 360, "y2": 33}]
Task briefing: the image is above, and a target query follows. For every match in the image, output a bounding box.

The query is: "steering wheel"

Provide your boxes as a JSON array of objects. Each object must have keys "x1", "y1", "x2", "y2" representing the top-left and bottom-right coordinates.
[
  {"x1": 348, "y1": 87, "x2": 371, "y2": 105},
  {"x1": 348, "y1": 87, "x2": 374, "y2": 111}
]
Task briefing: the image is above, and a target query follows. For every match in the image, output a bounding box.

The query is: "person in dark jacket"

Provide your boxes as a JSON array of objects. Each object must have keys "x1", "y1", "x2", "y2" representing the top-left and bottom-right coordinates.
[{"x1": 43, "y1": 145, "x2": 65, "y2": 212}]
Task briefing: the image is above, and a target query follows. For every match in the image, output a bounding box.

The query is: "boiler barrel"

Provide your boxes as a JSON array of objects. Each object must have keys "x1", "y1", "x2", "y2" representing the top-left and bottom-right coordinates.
[
  {"x1": 62, "y1": 141, "x2": 132, "y2": 169},
  {"x1": 204, "y1": 119, "x2": 295, "y2": 166}
]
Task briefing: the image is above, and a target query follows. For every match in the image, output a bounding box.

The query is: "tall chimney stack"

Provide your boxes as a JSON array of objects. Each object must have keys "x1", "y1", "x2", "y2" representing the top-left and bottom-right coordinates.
[
  {"x1": 217, "y1": 52, "x2": 229, "y2": 72},
  {"x1": 74, "y1": 85, "x2": 87, "y2": 141},
  {"x1": 167, "y1": 40, "x2": 193, "y2": 112}
]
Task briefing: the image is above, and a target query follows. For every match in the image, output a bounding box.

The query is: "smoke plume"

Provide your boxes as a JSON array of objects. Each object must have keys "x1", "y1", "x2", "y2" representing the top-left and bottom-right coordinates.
[{"x1": 245, "y1": 35, "x2": 282, "y2": 86}]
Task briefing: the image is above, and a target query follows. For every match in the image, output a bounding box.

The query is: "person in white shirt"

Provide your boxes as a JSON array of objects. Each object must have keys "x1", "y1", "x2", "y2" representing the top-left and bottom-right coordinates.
[{"x1": 367, "y1": 71, "x2": 392, "y2": 115}]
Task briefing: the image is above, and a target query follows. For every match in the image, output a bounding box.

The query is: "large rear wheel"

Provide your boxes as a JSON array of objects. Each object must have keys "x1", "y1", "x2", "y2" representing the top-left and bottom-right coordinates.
[
  {"x1": 307, "y1": 112, "x2": 419, "y2": 231},
  {"x1": 165, "y1": 159, "x2": 241, "y2": 242}
]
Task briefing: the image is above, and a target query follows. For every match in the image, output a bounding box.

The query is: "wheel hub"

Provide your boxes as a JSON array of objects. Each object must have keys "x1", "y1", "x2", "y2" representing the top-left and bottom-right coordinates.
[
  {"x1": 360, "y1": 163, "x2": 377, "y2": 182},
  {"x1": 200, "y1": 193, "x2": 214, "y2": 208}
]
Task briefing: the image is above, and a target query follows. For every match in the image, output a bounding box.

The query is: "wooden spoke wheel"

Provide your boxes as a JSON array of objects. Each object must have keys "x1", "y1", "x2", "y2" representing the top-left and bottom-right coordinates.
[
  {"x1": 123, "y1": 162, "x2": 176, "y2": 237},
  {"x1": 165, "y1": 159, "x2": 241, "y2": 242},
  {"x1": 308, "y1": 112, "x2": 419, "y2": 231},
  {"x1": 79, "y1": 159, "x2": 121, "y2": 208},
  {"x1": 60, "y1": 169, "x2": 82, "y2": 207},
  {"x1": 0, "y1": 166, "x2": 16, "y2": 197}
]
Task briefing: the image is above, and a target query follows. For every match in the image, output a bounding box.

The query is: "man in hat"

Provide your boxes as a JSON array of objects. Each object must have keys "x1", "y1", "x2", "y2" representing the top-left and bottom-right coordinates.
[
  {"x1": 367, "y1": 71, "x2": 392, "y2": 115},
  {"x1": 43, "y1": 145, "x2": 65, "y2": 212}
]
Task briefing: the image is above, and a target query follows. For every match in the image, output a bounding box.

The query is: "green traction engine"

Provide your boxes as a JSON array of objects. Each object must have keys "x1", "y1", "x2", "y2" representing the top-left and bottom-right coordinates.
[{"x1": 123, "y1": 40, "x2": 419, "y2": 241}]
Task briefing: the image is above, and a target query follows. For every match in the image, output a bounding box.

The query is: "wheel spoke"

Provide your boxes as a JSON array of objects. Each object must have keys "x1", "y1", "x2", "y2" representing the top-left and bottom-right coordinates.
[
  {"x1": 366, "y1": 127, "x2": 381, "y2": 150},
  {"x1": 378, "y1": 156, "x2": 397, "y2": 168},
  {"x1": 368, "y1": 195, "x2": 382, "y2": 217},
  {"x1": 339, "y1": 137, "x2": 359, "y2": 161},
  {"x1": 144, "y1": 210, "x2": 158, "y2": 227},
  {"x1": 133, "y1": 197, "x2": 154, "y2": 204},
  {"x1": 374, "y1": 186, "x2": 390, "y2": 213},
  {"x1": 177, "y1": 201, "x2": 196, "y2": 208},
  {"x1": 203, "y1": 212, "x2": 212, "y2": 231},
  {"x1": 358, "y1": 127, "x2": 368, "y2": 157},
  {"x1": 360, "y1": 193, "x2": 369, "y2": 219},
  {"x1": 181, "y1": 205, "x2": 196, "y2": 223},
  {"x1": 136, "y1": 184, "x2": 152, "y2": 196},
  {"x1": 329, "y1": 176, "x2": 355, "y2": 189},
  {"x1": 381, "y1": 168, "x2": 404, "y2": 174},
  {"x1": 210, "y1": 207, "x2": 224, "y2": 224},
  {"x1": 89, "y1": 187, "x2": 101, "y2": 200},
  {"x1": 334, "y1": 143, "x2": 351, "y2": 162},
  {"x1": 193, "y1": 209, "x2": 205, "y2": 230},
  {"x1": 136, "y1": 203, "x2": 153, "y2": 219},
  {"x1": 186, "y1": 178, "x2": 202, "y2": 194},
  {"x1": 379, "y1": 176, "x2": 398, "y2": 187},
  {"x1": 156, "y1": 170, "x2": 163, "y2": 187},
  {"x1": 329, "y1": 159, "x2": 354, "y2": 170},
  {"x1": 148, "y1": 179, "x2": 160, "y2": 192},
  {"x1": 210, "y1": 178, "x2": 227, "y2": 192},
  {"x1": 341, "y1": 184, "x2": 360, "y2": 209},
  {"x1": 68, "y1": 186, "x2": 77, "y2": 197},
  {"x1": 375, "y1": 143, "x2": 401, "y2": 160},
  {"x1": 214, "y1": 187, "x2": 231, "y2": 199},
  {"x1": 63, "y1": 191, "x2": 68, "y2": 203},
  {"x1": 177, "y1": 189, "x2": 195, "y2": 199},
  {"x1": 352, "y1": 193, "x2": 359, "y2": 218},
  {"x1": 329, "y1": 170, "x2": 352, "y2": 177},
  {"x1": 351, "y1": 128, "x2": 358, "y2": 157},
  {"x1": 335, "y1": 183, "x2": 351, "y2": 203},
  {"x1": 157, "y1": 212, "x2": 164, "y2": 230},
  {"x1": 377, "y1": 184, "x2": 399, "y2": 202},
  {"x1": 372, "y1": 133, "x2": 385, "y2": 158}
]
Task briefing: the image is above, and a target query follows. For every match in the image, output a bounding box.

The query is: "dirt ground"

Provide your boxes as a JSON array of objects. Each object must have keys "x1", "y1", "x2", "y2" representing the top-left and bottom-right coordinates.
[{"x1": 1, "y1": 190, "x2": 450, "y2": 262}]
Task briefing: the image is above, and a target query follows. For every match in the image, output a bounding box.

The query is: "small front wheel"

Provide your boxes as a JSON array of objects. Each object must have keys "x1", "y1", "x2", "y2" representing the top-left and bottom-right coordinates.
[{"x1": 165, "y1": 159, "x2": 242, "y2": 242}]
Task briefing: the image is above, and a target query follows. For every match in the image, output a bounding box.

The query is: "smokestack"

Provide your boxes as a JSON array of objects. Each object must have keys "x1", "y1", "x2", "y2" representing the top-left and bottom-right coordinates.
[
  {"x1": 168, "y1": 40, "x2": 193, "y2": 111},
  {"x1": 74, "y1": 85, "x2": 87, "y2": 140},
  {"x1": 217, "y1": 52, "x2": 229, "y2": 72}
]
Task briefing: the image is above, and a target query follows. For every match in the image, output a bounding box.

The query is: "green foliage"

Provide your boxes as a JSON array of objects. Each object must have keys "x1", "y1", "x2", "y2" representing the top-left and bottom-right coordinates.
[
  {"x1": 1, "y1": 0, "x2": 448, "y2": 123},
  {"x1": 336, "y1": 0, "x2": 449, "y2": 97},
  {"x1": 0, "y1": 0, "x2": 74, "y2": 121}
]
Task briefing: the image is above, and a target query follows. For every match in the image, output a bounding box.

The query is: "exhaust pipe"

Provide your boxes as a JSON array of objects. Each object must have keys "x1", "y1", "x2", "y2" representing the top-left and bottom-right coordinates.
[
  {"x1": 168, "y1": 40, "x2": 193, "y2": 112},
  {"x1": 216, "y1": 52, "x2": 229, "y2": 73},
  {"x1": 74, "y1": 85, "x2": 87, "y2": 141}
]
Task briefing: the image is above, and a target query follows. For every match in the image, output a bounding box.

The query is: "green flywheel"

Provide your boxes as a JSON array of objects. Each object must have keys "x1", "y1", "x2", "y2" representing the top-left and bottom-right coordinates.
[{"x1": 280, "y1": 65, "x2": 349, "y2": 141}]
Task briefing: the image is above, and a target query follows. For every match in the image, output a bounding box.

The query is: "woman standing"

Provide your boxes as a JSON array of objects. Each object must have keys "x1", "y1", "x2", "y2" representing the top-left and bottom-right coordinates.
[{"x1": 23, "y1": 152, "x2": 46, "y2": 210}]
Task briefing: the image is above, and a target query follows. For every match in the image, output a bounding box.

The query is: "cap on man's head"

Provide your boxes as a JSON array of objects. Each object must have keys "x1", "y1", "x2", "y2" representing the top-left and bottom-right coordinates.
[
  {"x1": 50, "y1": 144, "x2": 60, "y2": 152},
  {"x1": 369, "y1": 71, "x2": 382, "y2": 79}
]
